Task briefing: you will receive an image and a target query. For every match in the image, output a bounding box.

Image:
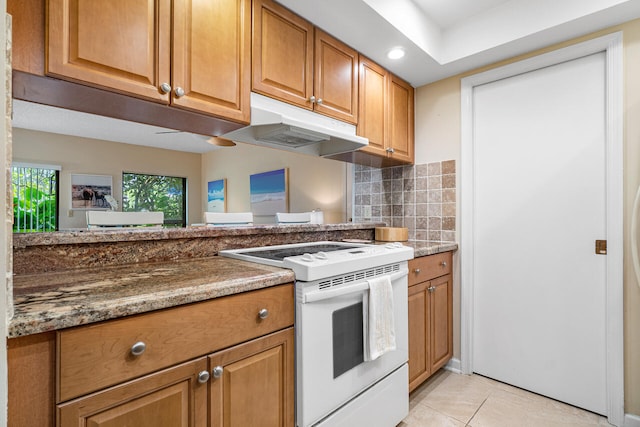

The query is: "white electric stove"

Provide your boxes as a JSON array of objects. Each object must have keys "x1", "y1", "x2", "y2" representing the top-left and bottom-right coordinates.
[{"x1": 220, "y1": 241, "x2": 414, "y2": 427}]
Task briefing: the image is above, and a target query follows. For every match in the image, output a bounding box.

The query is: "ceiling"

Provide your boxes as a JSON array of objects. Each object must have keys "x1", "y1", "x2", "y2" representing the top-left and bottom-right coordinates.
[
  {"x1": 13, "y1": 0, "x2": 640, "y2": 152},
  {"x1": 277, "y1": 0, "x2": 640, "y2": 86}
]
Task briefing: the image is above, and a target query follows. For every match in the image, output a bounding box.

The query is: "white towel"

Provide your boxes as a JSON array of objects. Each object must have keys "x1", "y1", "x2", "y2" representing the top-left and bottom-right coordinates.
[{"x1": 363, "y1": 275, "x2": 396, "y2": 361}]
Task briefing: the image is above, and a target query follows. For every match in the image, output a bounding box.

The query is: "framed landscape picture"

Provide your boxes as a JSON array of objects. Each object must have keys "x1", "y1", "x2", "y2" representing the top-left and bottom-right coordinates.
[
  {"x1": 71, "y1": 174, "x2": 113, "y2": 210},
  {"x1": 207, "y1": 179, "x2": 227, "y2": 213},
  {"x1": 250, "y1": 168, "x2": 288, "y2": 216}
]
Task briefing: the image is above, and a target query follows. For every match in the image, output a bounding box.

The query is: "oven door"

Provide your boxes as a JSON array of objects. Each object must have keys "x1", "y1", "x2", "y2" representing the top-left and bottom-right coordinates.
[{"x1": 296, "y1": 266, "x2": 409, "y2": 427}]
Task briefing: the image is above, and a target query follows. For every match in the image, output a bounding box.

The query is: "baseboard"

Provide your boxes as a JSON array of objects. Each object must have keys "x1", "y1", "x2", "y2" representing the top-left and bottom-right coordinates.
[
  {"x1": 444, "y1": 358, "x2": 461, "y2": 374},
  {"x1": 625, "y1": 413, "x2": 640, "y2": 427}
]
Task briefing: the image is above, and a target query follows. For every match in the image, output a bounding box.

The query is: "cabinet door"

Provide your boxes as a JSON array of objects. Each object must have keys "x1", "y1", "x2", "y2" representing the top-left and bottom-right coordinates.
[
  {"x1": 209, "y1": 328, "x2": 294, "y2": 427},
  {"x1": 358, "y1": 56, "x2": 388, "y2": 155},
  {"x1": 172, "y1": 0, "x2": 251, "y2": 123},
  {"x1": 47, "y1": 0, "x2": 171, "y2": 102},
  {"x1": 58, "y1": 357, "x2": 208, "y2": 427},
  {"x1": 429, "y1": 273, "x2": 453, "y2": 373},
  {"x1": 408, "y1": 282, "x2": 430, "y2": 392},
  {"x1": 8, "y1": 332, "x2": 55, "y2": 427},
  {"x1": 389, "y1": 74, "x2": 415, "y2": 163},
  {"x1": 314, "y1": 29, "x2": 358, "y2": 123},
  {"x1": 252, "y1": 0, "x2": 314, "y2": 109}
]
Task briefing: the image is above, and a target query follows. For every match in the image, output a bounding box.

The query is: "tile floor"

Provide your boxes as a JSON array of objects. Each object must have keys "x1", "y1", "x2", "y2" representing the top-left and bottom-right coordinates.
[{"x1": 401, "y1": 370, "x2": 611, "y2": 426}]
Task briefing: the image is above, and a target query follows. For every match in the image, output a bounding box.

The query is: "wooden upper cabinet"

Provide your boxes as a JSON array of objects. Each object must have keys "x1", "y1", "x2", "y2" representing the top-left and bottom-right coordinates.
[
  {"x1": 172, "y1": 0, "x2": 251, "y2": 123},
  {"x1": 252, "y1": 0, "x2": 313, "y2": 108},
  {"x1": 358, "y1": 56, "x2": 388, "y2": 156},
  {"x1": 46, "y1": 0, "x2": 250, "y2": 123},
  {"x1": 47, "y1": 0, "x2": 171, "y2": 102},
  {"x1": 389, "y1": 74, "x2": 415, "y2": 163},
  {"x1": 252, "y1": 0, "x2": 358, "y2": 123},
  {"x1": 314, "y1": 29, "x2": 358, "y2": 124},
  {"x1": 358, "y1": 56, "x2": 414, "y2": 164}
]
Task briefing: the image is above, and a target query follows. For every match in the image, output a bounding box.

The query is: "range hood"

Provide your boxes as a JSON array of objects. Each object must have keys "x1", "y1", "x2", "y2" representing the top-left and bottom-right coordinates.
[{"x1": 221, "y1": 93, "x2": 368, "y2": 157}]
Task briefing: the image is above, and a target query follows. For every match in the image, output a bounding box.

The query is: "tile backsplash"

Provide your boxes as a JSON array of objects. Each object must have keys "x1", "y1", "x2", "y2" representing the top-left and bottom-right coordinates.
[{"x1": 353, "y1": 160, "x2": 456, "y2": 243}]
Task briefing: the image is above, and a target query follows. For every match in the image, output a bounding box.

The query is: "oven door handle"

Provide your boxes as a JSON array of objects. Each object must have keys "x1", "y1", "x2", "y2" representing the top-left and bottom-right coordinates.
[{"x1": 301, "y1": 269, "x2": 408, "y2": 303}]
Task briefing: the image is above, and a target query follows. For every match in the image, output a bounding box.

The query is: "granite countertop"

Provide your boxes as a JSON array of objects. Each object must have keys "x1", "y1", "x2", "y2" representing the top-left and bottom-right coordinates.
[
  {"x1": 13, "y1": 222, "x2": 385, "y2": 248},
  {"x1": 409, "y1": 241, "x2": 458, "y2": 258},
  {"x1": 9, "y1": 239, "x2": 457, "y2": 339},
  {"x1": 9, "y1": 256, "x2": 295, "y2": 338}
]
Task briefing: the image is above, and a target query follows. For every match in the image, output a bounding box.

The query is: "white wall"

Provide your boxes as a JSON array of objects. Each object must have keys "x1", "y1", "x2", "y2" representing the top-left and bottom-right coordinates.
[{"x1": 201, "y1": 142, "x2": 350, "y2": 224}]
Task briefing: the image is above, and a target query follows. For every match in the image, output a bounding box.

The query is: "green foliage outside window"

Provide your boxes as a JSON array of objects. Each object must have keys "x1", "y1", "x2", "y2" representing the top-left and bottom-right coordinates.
[
  {"x1": 12, "y1": 167, "x2": 58, "y2": 232},
  {"x1": 122, "y1": 173, "x2": 186, "y2": 227}
]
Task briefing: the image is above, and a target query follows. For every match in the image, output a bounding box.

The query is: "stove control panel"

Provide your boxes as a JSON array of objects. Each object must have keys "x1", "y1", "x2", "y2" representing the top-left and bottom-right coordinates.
[{"x1": 284, "y1": 242, "x2": 414, "y2": 281}]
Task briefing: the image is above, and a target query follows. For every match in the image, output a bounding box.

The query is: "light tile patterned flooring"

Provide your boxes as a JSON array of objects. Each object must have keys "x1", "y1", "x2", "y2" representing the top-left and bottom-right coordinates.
[{"x1": 400, "y1": 370, "x2": 611, "y2": 427}]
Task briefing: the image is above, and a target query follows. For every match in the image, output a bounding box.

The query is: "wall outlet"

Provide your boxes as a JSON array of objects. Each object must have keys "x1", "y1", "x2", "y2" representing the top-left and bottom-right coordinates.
[
  {"x1": 68, "y1": 209, "x2": 74, "y2": 217},
  {"x1": 363, "y1": 205, "x2": 372, "y2": 218}
]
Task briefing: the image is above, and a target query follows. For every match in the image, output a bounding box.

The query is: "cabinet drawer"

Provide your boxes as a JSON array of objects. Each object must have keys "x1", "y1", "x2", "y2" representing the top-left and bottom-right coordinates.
[
  {"x1": 57, "y1": 283, "x2": 293, "y2": 402},
  {"x1": 408, "y1": 252, "x2": 452, "y2": 286}
]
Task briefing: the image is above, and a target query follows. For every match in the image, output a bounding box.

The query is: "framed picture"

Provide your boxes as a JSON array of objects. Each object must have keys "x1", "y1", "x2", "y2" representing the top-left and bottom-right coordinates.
[
  {"x1": 250, "y1": 168, "x2": 288, "y2": 216},
  {"x1": 71, "y1": 174, "x2": 113, "y2": 210},
  {"x1": 207, "y1": 179, "x2": 227, "y2": 213}
]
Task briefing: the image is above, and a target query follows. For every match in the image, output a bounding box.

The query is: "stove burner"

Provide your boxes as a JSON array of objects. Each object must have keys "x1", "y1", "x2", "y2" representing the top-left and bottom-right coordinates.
[{"x1": 242, "y1": 243, "x2": 361, "y2": 261}]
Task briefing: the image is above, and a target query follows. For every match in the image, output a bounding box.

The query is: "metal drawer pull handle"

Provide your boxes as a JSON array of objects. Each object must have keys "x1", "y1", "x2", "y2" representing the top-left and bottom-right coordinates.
[
  {"x1": 197, "y1": 370, "x2": 210, "y2": 384},
  {"x1": 414, "y1": 268, "x2": 421, "y2": 274},
  {"x1": 212, "y1": 366, "x2": 224, "y2": 378},
  {"x1": 130, "y1": 341, "x2": 146, "y2": 356},
  {"x1": 441, "y1": 261, "x2": 447, "y2": 267},
  {"x1": 259, "y1": 308, "x2": 269, "y2": 319}
]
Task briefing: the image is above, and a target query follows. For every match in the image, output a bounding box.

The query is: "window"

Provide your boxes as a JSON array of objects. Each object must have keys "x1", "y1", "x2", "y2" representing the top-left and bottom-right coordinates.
[
  {"x1": 12, "y1": 164, "x2": 59, "y2": 232},
  {"x1": 122, "y1": 173, "x2": 187, "y2": 227}
]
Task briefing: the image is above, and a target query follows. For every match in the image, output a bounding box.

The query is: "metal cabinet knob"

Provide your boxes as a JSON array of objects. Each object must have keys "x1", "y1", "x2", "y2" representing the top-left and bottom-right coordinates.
[
  {"x1": 212, "y1": 366, "x2": 224, "y2": 378},
  {"x1": 174, "y1": 87, "x2": 185, "y2": 98},
  {"x1": 316, "y1": 98, "x2": 323, "y2": 105},
  {"x1": 441, "y1": 261, "x2": 447, "y2": 267},
  {"x1": 414, "y1": 268, "x2": 421, "y2": 274},
  {"x1": 259, "y1": 308, "x2": 269, "y2": 320},
  {"x1": 427, "y1": 286, "x2": 436, "y2": 293},
  {"x1": 309, "y1": 95, "x2": 316, "y2": 104},
  {"x1": 130, "y1": 341, "x2": 146, "y2": 356},
  {"x1": 159, "y1": 82, "x2": 171, "y2": 94},
  {"x1": 197, "y1": 370, "x2": 210, "y2": 384},
  {"x1": 386, "y1": 147, "x2": 395, "y2": 153}
]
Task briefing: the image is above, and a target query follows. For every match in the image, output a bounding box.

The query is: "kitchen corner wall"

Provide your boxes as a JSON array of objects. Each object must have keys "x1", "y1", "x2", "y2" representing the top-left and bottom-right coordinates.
[{"x1": 352, "y1": 160, "x2": 456, "y2": 242}]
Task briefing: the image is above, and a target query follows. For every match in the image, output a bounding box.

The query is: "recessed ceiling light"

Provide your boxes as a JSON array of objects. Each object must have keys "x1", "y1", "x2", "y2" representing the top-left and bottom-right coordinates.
[{"x1": 387, "y1": 47, "x2": 405, "y2": 60}]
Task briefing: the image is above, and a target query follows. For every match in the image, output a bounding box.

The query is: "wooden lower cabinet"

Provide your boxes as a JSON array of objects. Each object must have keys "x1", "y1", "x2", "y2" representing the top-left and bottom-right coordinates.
[
  {"x1": 209, "y1": 328, "x2": 295, "y2": 427},
  {"x1": 8, "y1": 285, "x2": 295, "y2": 426},
  {"x1": 408, "y1": 253, "x2": 453, "y2": 392},
  {"x1": 57, "y1": 328, "x2": 294, "y2": 427},
  {"x1": 58, "y1": 357, "x2": 209, "y2": 427},
  {"x1": 8, "y1": 332, "x2": 56, "y2": 427}
]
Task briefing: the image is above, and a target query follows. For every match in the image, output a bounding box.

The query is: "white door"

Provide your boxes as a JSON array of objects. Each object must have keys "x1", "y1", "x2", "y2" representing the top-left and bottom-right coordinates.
[{"x1": 471, "y1": 52, "x2": 607, "y2": 414}]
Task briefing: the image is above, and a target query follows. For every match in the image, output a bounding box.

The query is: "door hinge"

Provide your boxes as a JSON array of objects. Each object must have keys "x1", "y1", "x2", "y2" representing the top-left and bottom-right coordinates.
[{"x1": 596, "y1": 240, "x2": 607, "y2": 255}]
